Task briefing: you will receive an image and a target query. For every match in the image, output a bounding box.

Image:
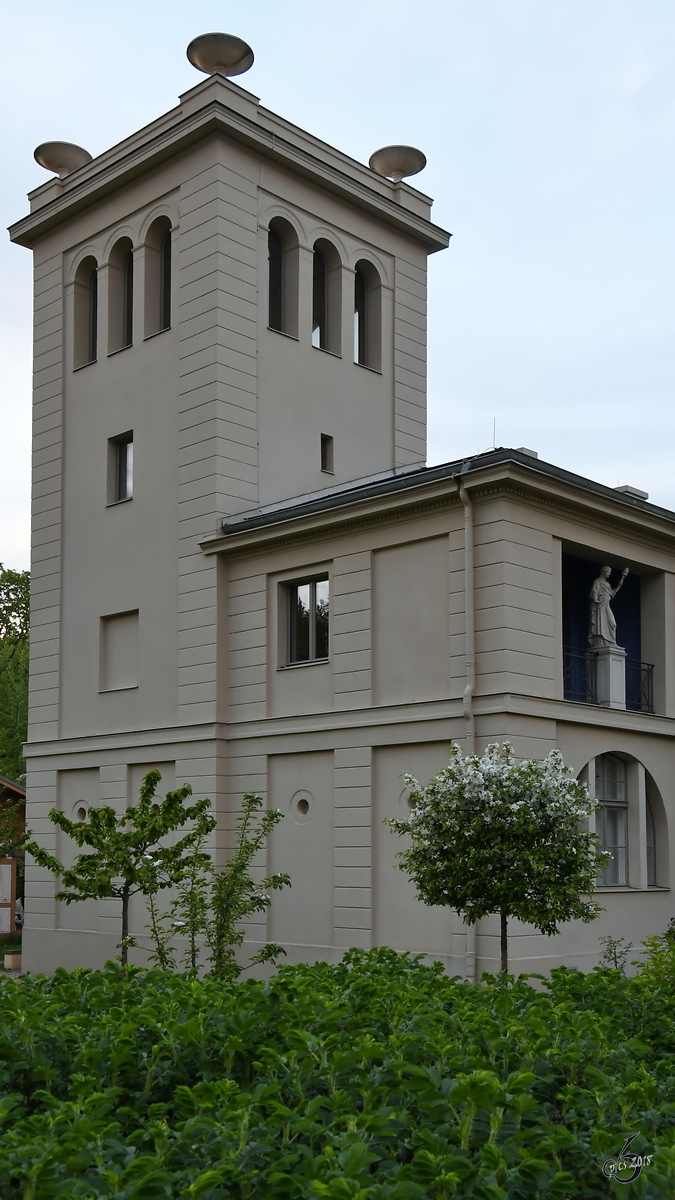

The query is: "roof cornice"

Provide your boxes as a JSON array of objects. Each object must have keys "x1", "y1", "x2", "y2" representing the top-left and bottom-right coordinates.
[
  {"x1": 200, "y1": 449, "x2": 675, "y2": 559},
  {"x1": 9, "y1": 76, "x2": 450, "y2": 253}
]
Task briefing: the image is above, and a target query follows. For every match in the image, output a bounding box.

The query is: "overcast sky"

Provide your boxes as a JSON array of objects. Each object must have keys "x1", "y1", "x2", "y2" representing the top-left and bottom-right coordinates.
[{"x1": 2, "y1": 0, "x2": 674, "y2": 571}]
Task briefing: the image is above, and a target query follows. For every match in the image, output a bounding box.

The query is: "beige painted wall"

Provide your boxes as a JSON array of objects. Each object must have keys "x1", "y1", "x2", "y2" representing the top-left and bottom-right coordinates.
[
  {"x1": 372, "y1": 742, "x2": 453, "y2": 956},
  {"x1": 268, "y1": 751, "x2": 334, "y2": 949},
  {"x1": 372, "y1": 536, "x2": 449, "y2": 705}
]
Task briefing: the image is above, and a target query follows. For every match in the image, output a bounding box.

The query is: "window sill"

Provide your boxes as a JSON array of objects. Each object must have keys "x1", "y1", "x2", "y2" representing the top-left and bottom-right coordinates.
[
  {"x1": 144, "y1": 327, "x2": 170, "y2": 341},
  {"x1": 595, "y1": 885, "x2": 670, "y2": 893},
  {"x1": 73, "y1": 359, "x2": 97, "y2": 372},
  {"x1": 313, "y1": 344, "x2": 341, "y2": 359},
  {"x1": 268, "y1": 326, "x2": 298, "y2": 341},
  {"x1": 107, "y1": 344, "x2": 133, "y2": 357},
  {"x1": 354, "y1": 360, "x2": 382, "y2": 375},
  {"x1": 278, "y1": 658, "x2": 329, "y2": 671},
  {"x1": 98, "y1": 685, "x2": 138, "y2": 694},
  {"x1": 106, "y1": 497, "x2": 132, "y2": 507}
]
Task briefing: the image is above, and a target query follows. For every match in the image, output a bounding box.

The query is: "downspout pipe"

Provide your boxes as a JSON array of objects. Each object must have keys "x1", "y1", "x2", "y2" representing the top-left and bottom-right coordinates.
[
  {"x1": 459, "y1": 468, "x2": 476, "y2": 981},
  {"x1": 458, "y1": 472, "x2": 476, "y2": 755}
]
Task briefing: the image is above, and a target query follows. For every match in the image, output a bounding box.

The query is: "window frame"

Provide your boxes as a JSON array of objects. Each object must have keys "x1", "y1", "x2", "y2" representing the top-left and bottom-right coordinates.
[
  {"x1": 285, "y1": 575, "x2": 330, "y2": 666},
  {"x1": 268, "y1": 226, "x2": 284, "y2": 333},
  {"x1": 107, "y1": 432, "x2": 134, "y2": 505},
  {"x1": 73, "y1": 256, "x2": 98, "y2": 369},
  {"x1": 595, "y1": 754, "x2": 628, "y2": 887},
  {"x1": 353, "y1": 258, "x2": 382, "y2": 372},
  {"x1": 312, "y1": 248, "x2": 327, "y2": 349},
  {"x1": 159, "y1": 229, "x2": 171, "y2": 332}
]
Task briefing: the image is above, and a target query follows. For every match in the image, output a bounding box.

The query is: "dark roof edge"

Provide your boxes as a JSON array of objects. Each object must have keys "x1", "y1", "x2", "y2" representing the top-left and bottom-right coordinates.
[
  {"x1": 210, "y1": 448, "x2": 673, "y2": 543},
  {"x1": 0, "y1": 773, "x2": 26, "y2": 797}
]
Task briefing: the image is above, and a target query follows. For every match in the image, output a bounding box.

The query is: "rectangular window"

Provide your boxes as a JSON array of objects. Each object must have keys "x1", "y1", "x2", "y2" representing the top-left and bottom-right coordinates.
[
  {"x1": 100, "y1": 610, "x2": 139, "y2": 691},
  {"x1": 320, "y1": 433, "x2": 334, "y2": 473},
  {"x1": 108, "y1": 433, "x2": 133, "y2": 503},
  {"x1": 597, "y1": 804, "x2": 628, "y2": 885},
  {"x1": 288, "y1": 578, "x2": 329, "y2": 663},
  {"x1": 596, "y1": 754, "x2": 628, "y2": 886}
]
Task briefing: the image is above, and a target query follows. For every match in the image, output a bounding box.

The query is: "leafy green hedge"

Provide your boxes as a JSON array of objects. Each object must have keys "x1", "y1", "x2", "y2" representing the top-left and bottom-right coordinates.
[{"x1": 1, "y1": 946, "x2": 675, "y2": 1198}]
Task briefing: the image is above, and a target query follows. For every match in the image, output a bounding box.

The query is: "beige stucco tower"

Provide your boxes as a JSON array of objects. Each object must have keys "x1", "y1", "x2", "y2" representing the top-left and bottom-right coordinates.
[
  {"x1": 10, "y1": 43, "x2": 451, "y2": 973},
  {"x1": 12, "y1": 39, "x2": 675, "y2": 979}
]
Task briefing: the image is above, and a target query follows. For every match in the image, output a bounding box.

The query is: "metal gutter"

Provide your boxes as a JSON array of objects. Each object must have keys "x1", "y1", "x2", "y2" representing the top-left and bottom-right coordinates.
[{"x1": 203, "y1": 448, "x2": 674, "y2": 550}]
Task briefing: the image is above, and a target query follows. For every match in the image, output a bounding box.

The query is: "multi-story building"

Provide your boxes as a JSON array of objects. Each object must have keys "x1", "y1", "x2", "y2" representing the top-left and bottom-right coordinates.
[{"x1": 10, "y1": 37, "x2": 673, "y2": 977}]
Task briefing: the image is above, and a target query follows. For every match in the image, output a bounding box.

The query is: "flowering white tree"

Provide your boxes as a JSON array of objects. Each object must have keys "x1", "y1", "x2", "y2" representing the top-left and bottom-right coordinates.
[{"x1": 387, "y1": 742, "x2": 610, "y2": 973}]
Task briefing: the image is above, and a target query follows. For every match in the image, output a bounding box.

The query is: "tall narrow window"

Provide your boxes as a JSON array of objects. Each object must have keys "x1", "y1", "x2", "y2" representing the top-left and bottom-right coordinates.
[
  {"x1": 74, "y1": 256, "x2": 98, "y2": 368},
  {"x1": 268, "y1": 227, "x2": 283, "y2": 331},
  {"x1": 107, "y1": 237, "x2": 134, "y2": 353},
  {"x1": 288, "y1": 578, "x2": 329, "y2": 663},
  {"x1": 312, "y1": 238, "x2": 342, "y2": 354},
  {"x1": 312, "y1": 248, "x2": 327, "y2": 348},
  {"x1": 88, "y1": 269, "x2": 98, "y2": 362},
  {"x1": 123, "y1": 248, "x2": 134, "y2": 347},
  {"x1": 266, "y1": 218, "x2": 299, "y2": 338},
  {"x1": 144, "y1": 216, "x2": 172, "y2": 338},
  {"x1": 595, "y1": 754, "x2": 628, "y2": 886},
  {"x1": 108, "y1": 432, "x2": 133, "y2": 503},
  {"x1": 353, "y1": 259, "x2": 382, "y2": 370},
  {"x1": 320, "y1": 433, "x2": 334, "y2": 473},
  {"x1": 354, "y1": 267, "x2": 367, "y2": 365},
  {"x1": 160, "y1": 229, "x2": 171, "y2": 331},
  {"x1": 646, "y1": 797, "x2": 656, "y2": 886}
]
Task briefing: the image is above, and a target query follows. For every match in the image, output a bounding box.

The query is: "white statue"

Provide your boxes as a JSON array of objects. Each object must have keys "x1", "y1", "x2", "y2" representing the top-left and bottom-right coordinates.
[{"x1": 589, "y1": 565, "x2": 628, "y2": 648}]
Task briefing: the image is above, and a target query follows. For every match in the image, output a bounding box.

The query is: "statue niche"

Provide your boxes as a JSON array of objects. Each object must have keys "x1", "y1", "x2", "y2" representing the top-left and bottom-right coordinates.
[{"x1": 589, "y1": 565, "x2": 629, "y2": 649}]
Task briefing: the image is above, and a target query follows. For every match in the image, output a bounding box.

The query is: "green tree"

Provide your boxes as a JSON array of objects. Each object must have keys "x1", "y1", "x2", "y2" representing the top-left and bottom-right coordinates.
[
  {"x1": 25, "y1": 770, "x2": 215, "y2": 967},
  {"x1": 151, "y1": 793, "x2": 291, "y2": 979},
  {"x1": 0, "y1": 799, "x2": 26, "y2": 859},
  {"x1": 0, "y1": 564, "x2": 30, "y2": 783},
  {"x1": 388, "y1": 742, "x2": 610, "y2": 973}
]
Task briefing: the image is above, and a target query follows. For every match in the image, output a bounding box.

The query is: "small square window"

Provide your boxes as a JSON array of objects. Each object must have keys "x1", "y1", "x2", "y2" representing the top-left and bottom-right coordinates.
[
  {"x1": 108, "y1": 433, "x2": 133, "y2": 503},
  {"x1": 288, "y1": 577, "x2": 329, "y2": 663}
]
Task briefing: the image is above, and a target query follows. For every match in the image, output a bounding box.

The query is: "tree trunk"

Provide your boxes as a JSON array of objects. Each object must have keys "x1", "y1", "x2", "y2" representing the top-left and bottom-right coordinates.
[
  {"x1": 121, "y1": 884, "x2": 130, "y2": 969},
  {"x1": 500, "y1": 911, "x2": 508, "y2": 973}
]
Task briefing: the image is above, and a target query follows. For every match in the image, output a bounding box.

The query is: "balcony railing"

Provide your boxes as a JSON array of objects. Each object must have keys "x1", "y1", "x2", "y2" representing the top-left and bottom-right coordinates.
[
  {"x1": 563, "y1": 647, "x2": 654, "y2": 713},
  {"x1": 626, "y1": 657, "x2": 654, "y2": 713},
  {"x1": 563, "y1": 647, "x2": 596, "y2": 705}
]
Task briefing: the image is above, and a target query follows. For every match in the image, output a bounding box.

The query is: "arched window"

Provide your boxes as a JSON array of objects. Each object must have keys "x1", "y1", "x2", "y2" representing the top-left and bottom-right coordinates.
[
  {"x1": 107, "y1": 237, "x2": 134, "y2": 353},
  {"x1": 73, "y1": 256, "x2": 98, "y2": 368},
  {"x1": 144, "y1": 216, "x2": 172, "y2": 338},
  {"x1": 595, "y1": 754, "x2": 627, "y2": 886},
  {"x1": 267, "y1": 218, "x2": 299, "y2": 338},
  {"x1": 312, "y1": 239, "x2": 341, "y2": 355},
  {"x1": 353, "y1": 259, "x2": 381, "y2": 371}
]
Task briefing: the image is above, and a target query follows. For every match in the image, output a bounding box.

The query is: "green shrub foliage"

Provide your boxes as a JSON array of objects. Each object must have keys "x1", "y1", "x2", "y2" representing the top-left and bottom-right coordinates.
[
  {"x1": 0, "y1": 563, "x2": 29, "y2": 783},
  {"x1": 1, "y1": 945, "x2": 675, "y2": 1197}
]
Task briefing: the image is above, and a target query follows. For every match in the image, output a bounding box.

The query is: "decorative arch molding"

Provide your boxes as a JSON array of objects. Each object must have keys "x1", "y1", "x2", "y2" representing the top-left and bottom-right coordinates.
[
  {"x1": 66, "y1": 244, "x2": 101, "y2": 287},
  {"x1": 102, "y1": 225, "x2": 136, "y2": 265},
  {"x1": 259, "y1": 203, "x2": 306, "y2": 246},
  {"x1": 138, "y1": 203, "x2": 179, "y2": 244},
  {"x1": 347, "y1": 247, "x2": 392, "y2": 290},
  {"x1": 306, "y1": 225, "x2": 348, "y2": 267}
]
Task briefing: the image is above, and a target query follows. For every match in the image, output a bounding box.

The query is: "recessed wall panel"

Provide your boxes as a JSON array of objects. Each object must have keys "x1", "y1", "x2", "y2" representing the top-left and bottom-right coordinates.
[
  {"x1": 268, "y1": 751, "x2": 334, "y2": 948},
  {"x1": 56, "y1": 768, "x2": 100, "y2": 931},
  {"x1": 373, "y1": 536, "x2": 449, "y2": 704},
  {"x1": 373, "y1": 743, "x2": 453, "y2": 955}
]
